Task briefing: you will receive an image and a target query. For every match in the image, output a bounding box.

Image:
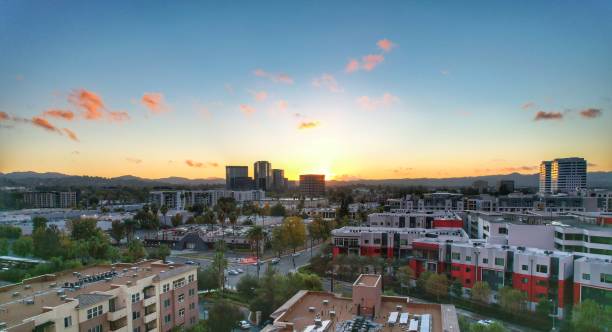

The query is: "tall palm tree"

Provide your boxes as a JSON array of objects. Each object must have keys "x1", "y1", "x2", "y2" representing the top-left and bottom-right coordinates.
[
  {"x1": 246, "y1": 225, "x2": 264, "y2": 278},
  {"x1": 160, "y1": 205, "x2": 168, "y2": 226},
  {"x1": 229, "y1": 212, "x2": 238, "y2": 236}
]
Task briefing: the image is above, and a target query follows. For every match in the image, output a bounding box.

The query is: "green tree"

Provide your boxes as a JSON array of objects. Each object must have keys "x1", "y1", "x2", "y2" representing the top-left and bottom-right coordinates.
[
  {"x1": 571, "y1": 299, "x2": 612, "y2": 332},
  {"x1": 149, "y1": 244, "x2": 171, "y2": 261},
  {"x1": 0, "y1": 238, "x2": 8, "y2": 255},
  {"x1": 110, "y1": 220, "x2": 125, "y2": 244},
  {"x1": 450, "y1": 279, "x2": 463, "y2": 298},
  {"x1": 397, "y1": 266, "x2": 415, "y2": 294},
  {"x1": 206, "y1": 300, "x2": 242, "y2": 332},
  {"x1": 535, "y1": 298, "x2": 553, "y2": 318},
  {"x1": 124, "y1": 219, "x2": 138, "y2": 241},
  {"x1": 498, "y1": 287, "x2": 527, "y2": 313},
  {"x1": 12, "y1": 237, "x2": 34, "y2": 257},
  {"x1": 32, "y1": 216, "x2": 48, "y2": 231},
  {"x1": 471, "y1": 281, "x2": 491, "y2": 303},
  {"x1": 198, "y1": 266, "x2": 220, "y2": 290},
  {"x1": 212, "y1": 247, "x2": 228, "y2": 292},
  {"x1": 237, "y1": 274, "x2": 260, "y2": 300},
  {"x1": 229, "y1": 212, "x2": 238, "y2": 235},
  {"x1": 171, "y1": 213, "x2": 183, "y2": 227},
  {"x1": 270, "y1": 203, "x2": 286, "y2": 217},
  {"x1": 160, "y1": 205, "x2": 169, "y2": 226},
  {"x1": 270, "y1": 226, "x2": 287, "y2": 257},
  {"x1": 125, "y1": 240, "x2": 146, "y2": 262},
  {"x1": 246, "y1": 225, "x2": 265, "y2": 277},
  {"x1": 425, "y1": 273, "x2": 448, "y2": 301},
  {"x1": 0, "y1": 225, "x2": 22, "y2": 239},
  {"x1": 283, "y1": 216, "x2": 306, "y2": 254},
  {"x1": 470, "y1": 321, "x2": 508, "y2": 332},
  {"x1": 33, "y1": 225, "x2": 62, "y2": 259},
  {"x1": 416, "y1": 271, "x2": 433, "y2": 293}
]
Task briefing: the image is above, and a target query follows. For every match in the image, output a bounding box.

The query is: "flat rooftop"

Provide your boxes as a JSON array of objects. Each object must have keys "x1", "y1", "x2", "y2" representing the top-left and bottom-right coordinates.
[
  {"x1": 273, "y1": 291, "x2": 457, "y2": 332},
  {"x1": 354, "y1": 275, "x2": 380, "y2": 288},
  {"x1": 0, "y1": 260, "x2": 193, "y2": 329}
]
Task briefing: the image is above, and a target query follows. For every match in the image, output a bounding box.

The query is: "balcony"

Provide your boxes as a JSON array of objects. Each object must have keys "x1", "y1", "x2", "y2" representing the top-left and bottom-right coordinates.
[
  {"x1": 109, "y1": 317, "x2": 128, "y2": 332},
  {"x1": 107, "y1": 307, "x2": 127, "y2": 321},
  {"x1": 144, "y1": 311, "x2": 157, "y2": 324},
  {"x1": 144, "y1": 295, "x2": 157, "y2": 307},
  {"x1": 109, "y1": 326, "x2": 127, "y2": 332}
]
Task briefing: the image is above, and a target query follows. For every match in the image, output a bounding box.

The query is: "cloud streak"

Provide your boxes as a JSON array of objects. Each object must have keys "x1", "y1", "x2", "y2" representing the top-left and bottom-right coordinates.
[
  {"x1": 31, "y1": 116, "x2": 62, "y2": 133},
  {"x1": 240, "y1": 104, "x2": 256, "y2": 115},
  {"x1": 62, "y1": 128, "x2": 79, "y2": 141},
  {"x1": 534, "y1": 111, "x2": 563, "y2": 121},
  {"x1": 185, "y1": 160, "x2": 218, "y2": 168},
  {"x1": 142, "y1": 92, "x2": 169, "y2": 114},
  {"x1": 250, "y1": 90, "x2": 268, "y2": 102},
  {"x1": 298, "y1": 121, "x2": 319, "y2": 129},
  {"x1": 126, "y1": 157, "x2": 142, "y2": 164},
  {"x1": 312, "y1": 74, "x2": 342, "y2": 93},
  {"x1": 579, "y1": 108, "x2": 602, "y2": 119},
  {"x1": 69, "y1": 89, "x2": 105, "y2": 120},
  {"x1": 356, "y1": 93, "x2": 399, "y2": 110},
  {"x1": 43, "y1": 109, "x2": 75, "y2": 120},
  {"x1": 377, "y1": 39, "x2": 395, "y2": 52},
  {"x1": 253, "y1": 69, "x2": 294, "y2": 84}
]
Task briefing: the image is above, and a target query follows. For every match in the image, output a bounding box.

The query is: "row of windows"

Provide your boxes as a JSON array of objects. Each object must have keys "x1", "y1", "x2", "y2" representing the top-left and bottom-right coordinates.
[
  {"x1": 554, "y1": 232, "x2": 612, "y2": 244},
  {"x1": 520, "y1": 264, "x2": 548, "y2": 274},
  {"x1": 87, "y1": 305, "x2": 103, "y2": 320}
]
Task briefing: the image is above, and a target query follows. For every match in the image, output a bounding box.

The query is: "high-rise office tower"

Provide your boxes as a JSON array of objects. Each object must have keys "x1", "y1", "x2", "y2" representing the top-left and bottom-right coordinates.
[
  {"x1": 539, "y1": 161, "x2": 552, "y2": 194},
  {"x1": 254, "y1": 161, "x2": 272, "y2": 191},
  {"x1": 226, "y1": 166, "x2": 253, "y2": 190},
  {"x1": 551, "y1": 157, "x2": 587, "y2": 193},
  {"x1": 299, "y1": 174, "x2": 325, "y2": 197},
  {"x1": 272, "y1": 169, "x2": 286, "y2": 191}
]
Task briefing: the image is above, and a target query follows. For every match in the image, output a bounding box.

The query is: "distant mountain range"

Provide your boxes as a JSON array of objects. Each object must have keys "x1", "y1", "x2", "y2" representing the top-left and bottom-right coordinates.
[{"x1": 1, "y1": 171, "x2": 611, "y2": 189}]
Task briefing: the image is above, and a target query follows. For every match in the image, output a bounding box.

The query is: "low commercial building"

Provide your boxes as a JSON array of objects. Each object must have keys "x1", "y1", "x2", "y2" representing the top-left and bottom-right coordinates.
[
  {"x1": 267, "y1": 274, "x2": 459, "y2": 332},
  {"x1": 0, "y1": 260, "x2": 199, "y2": 332},
  {"x1": 299, "y1": 175, "x2": 325, "y2": 198},
  {"x1": 149, "y1": 189, "x2": 265, "y2": 210},
  {"x1": 23, "y1": 191, "x2": 77, "y2": 209},
  {"x1": 368, "y1": 211, "x2": 463, "y2": 229},
  {"x1": 573, "y1": 255, "x2": 612, "y2": 308}
]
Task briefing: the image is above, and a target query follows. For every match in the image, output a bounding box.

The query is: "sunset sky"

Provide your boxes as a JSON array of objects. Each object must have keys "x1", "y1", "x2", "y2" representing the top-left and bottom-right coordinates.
[{"x1": 1, "y1": 1, "x2": 611, "y2": 180}]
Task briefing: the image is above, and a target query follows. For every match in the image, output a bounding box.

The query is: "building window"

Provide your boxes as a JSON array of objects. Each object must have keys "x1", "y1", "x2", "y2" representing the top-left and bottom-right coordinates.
[
  {"x1": 188, "y1": 274, "x2": 195, "y2": 283},
  {"x1": 164, "y1": 299, "x2": 171, "y2": 308},
  {"x1": 482, "y1": 258, "x2": 488, "y2": 264},
  {"x1": 465, "y1": 279, "x2": 471, "y2": 284},
  {"x1": 451, "y1": 265, "x2": 460, "y2": 271},
  {"x1": 189, "y1": 302, "x2": 195, "y2": 309},
  {"x1": 494, "y1": 258, "x2": 505, "y2": 266},
  {"x1": 582, "y1": 273, "x2": 590, "y2": 280},
  {"x1": 601, "y1": 273, "x2": 612, "y2": 284},
  {"x1": 522, "y1": 278, "x2": 529, "y2": 284},
  {"x1": 88, "y1": 325, "x2": 102, "y2": 332},
  {"x1": 189, "y1": 288, "x2": 195, "y2": 296},
  {"x1": 133, "y1": 311, "x2": 141, "y2": 320},
  {"x1": 133, "y1": 328, "x2": 141, "y2": 332},
  {"x1": 132, "y1": 293, "x2": 141, "y2": 303},
  {"x1": 466, "y1": 268, "x2": 471, "y2": 273},
  {"x1": 521, "y1": 265, "x2": 528, "y2": 271},
  {"x1": 465, "y1": 256, "x2": 472, "y2": 262},
  {"x1": 163, "y1": 284, "x2": 170, "y2": 293},
  {"x1": 536, "y1": 280, "x2": 547, "y2": 287},
  {"x1": 179, "y1": 308, "x2": 185, "y2": 318},
  {"x1": 373, "y1": 238, "x2": 381, "y2": 244},
  {"x1": 190, "y1": 317, "x2": 196, "y2": 324},
  {"x1": 64, "y1": 316, "x2": 72, "y2": 327},
  {"x1": 173, "y1": 278, "x2": 186, "y2": 289},
  {"x1": 164, "y1": 314, "x2": 172, "y2": 324},
  {"x1": 364, "y1": 239, "x2": 369, "y2": 244},
  {"x1": 87, "y1": 305, "x2": 103, "y2": 319},
  {"x1": 178, "y1": 294, "x2": 185, "y2": 303},
  {"x1": 451, "y1": 252, "x2": 460, "y2": 260},
  {"x1": 536, "y1": 265, "x2": 548, "y2": 274}
]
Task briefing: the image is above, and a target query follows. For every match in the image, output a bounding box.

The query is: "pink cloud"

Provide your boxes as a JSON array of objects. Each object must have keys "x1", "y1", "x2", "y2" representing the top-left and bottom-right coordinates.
[
  {"x1": 43, "y1": 109, "x2": 75, "y2": 121},
  {"x1": 377, "y1": 39, "x2": 395, "y2": 52},
  {"x1": 0, "y1": 112, "x2": 8, "y2": 121},
  {"x1": 253, "y1": 69, "x2": 294, "y2": 84},
  {"x1": 62, "y1": 128, "x2": 79, "y2": 142},
  {"x1": 277, "y1": 100, "x2": 288, "y2": 112},
  {"x1": 345, "y1": 59, "x2": 360, "y2": 73},
  {"x1": 356, "y1": 93, "x2": 399, "y2": 110},
  {"x1": 312, "y1": 74, "x2": 342, "y2": 93},
  {"x1": 126, "y1": 157, "x2": 142, "y2": 164},
  {"x1": 240, "y1": 104, "x2": 256, "y2": 115},
  {"x1": 534, "y1": 111, "x2": 563, "y2": 121},
  {"x1": 108, "y1": 111, "x2": 130, "y2": 122},
  {"x1": 251, "y1": 90, "x2": 268, "y2": 102},
  {"x1": 522, "y1": 102, "x2": 535, "y2": 110},
  {"x1": 298, "y1": 121, "x2": 320, "y2": 129},
  {"x1": 579, "y1": 108, "x2": 602, "y2": 119},
  {"x1": 31, "y1": 116, "x2": 61, "y2": 133},
  {"x1": 142, "y1": 92, "x2": 169, "y2": 114},
  {"x1": 185, "y1": 160, "x2": 204, "y2": 168},
  {"x1": 69, "y1": 89, "x2": 105, "y2": 120},
  {"x1": 362, "y1": 54, "x2": 384, "y2": 71}
]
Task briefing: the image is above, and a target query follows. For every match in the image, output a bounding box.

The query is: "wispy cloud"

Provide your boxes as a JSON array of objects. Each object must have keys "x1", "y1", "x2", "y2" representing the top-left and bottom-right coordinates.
[
  {"x1": 250, "y1": 90, "x2": 268, "y2": 102},
  {"x1": 69, "y1": 89, "x2": 105, "y2": 120},
  {"x1": 312, "y1": 73, "x2": 343, "y2": 93},
  {"x1": 345, "y1": 59, "x2": 360, "y2": 73},
  {"x1": 588, "y1": 162, "x2": 597, "y2": 167},
  {"x1": 0, "y1": 112, "x2": 8, "y2": 121},
  {"x1": 31, "y1": 116, "x2": 62, "y2": 133},
  {"x1": 276, "y1": 100, "x2": 288, "y2": 112},
  {"x1": 298, "y1": 121, "x2": 320, "y2": 129},
  {"x1": 362, "y1": 54, "x2": 384, "y2": 71},
  {"x1": 393, "y1": 167, "x2": 413, "y2": 175},
  {"x1": 240, "y1": 104, "x2": 256, "y2": 115},
  {"x1": 534, "y1": 111, "x2": 563, "y2": 121},
  {"x1": 522, "y1": 102, "x2": 535, "y2": 110},
  {"x1": 500, "y1": 165, "x2": 538, "y2": 172},
  {"x1": 253, "y1": 69, "x2": 294, "y2": 84},
  {"x1": 142, "y1": 92, "x2": 169, "y2": 114},
  {"x1": 579, "y1": 108, "x2": 602, "y2": 119},
  {"x1": 62, "y1": 128, "x2": 79, "y2": 141},
  {"x1": 334, "y1": 174, "x2": 362, "y2": 181},
  {"x1": 43, "y1": 109, "x2": 75, "y2": 121},
  {"x1": 126, "y1": 157, "x2": 142, "y2": 164},
  {"x1": 185, "y1": 160, "x2": 218, "y2": 168},
  {"x1": 356, "y1": 93, "x2": 399, "y2": 110},
  {"x1": 224, "y1": 83, "x2": 235, "y2": 94},
  {"x1": 377, "y1": 39, "x2": 395, "y2": 52},
  {"x1": 440, "y1": 70, "x2": 450, "y2": 76},
  {"x1": 108, "y1": 111, "x2": 130, "y2": 122}
]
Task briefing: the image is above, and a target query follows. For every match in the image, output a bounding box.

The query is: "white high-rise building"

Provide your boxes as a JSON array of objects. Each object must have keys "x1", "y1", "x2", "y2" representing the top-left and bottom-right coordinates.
[
  {"x1": 539, "y1": 161, "x2": 552, "y2": 194},
  {"x1": 551, "y1": 157, "x2": 587, "y2": 193}
]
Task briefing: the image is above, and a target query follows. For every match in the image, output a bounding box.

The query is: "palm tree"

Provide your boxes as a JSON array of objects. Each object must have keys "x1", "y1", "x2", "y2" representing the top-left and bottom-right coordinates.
[
  {"x1": 229, "y1": 212, "x2": 238, "y2": 236},
  {"x1": 124, "y1": 218, "x2": 138, "y2": 242},
  {"x1": 160, "y1": 205, "x2": 168, "y2": 226},
  {"x1": 246, "y1": 225, "x2": 265, "y2": 278}
]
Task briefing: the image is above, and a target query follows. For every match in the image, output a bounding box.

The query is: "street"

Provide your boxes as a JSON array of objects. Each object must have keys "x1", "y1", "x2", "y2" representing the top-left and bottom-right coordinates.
[{"x1": 169, "y1": 244, "x2": 323, "y2": 289}]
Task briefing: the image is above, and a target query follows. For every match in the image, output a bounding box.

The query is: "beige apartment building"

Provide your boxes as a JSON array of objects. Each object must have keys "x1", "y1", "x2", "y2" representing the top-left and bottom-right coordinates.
[{"x1": 0, "y1": 260, "x2": 199, "y2": 332}]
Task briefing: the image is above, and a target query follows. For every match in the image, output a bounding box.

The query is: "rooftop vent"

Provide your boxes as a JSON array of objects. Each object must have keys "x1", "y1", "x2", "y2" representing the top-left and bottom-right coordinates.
[
  {"x1": 169, "y1": 266, "x2": 174, "y2": 270},
  {"x1": 126, "y1": 281, "x2": 132, "y2": 286},
  {"x1": 12, "y1": 292, "x2": 20, "y2": 297},
  {"x1": 314, "y1": 318, "x2": 322, "y2": 327},
  {"x1": 132, "y1": 274, "x2": 138, "y2": 278},
  {"x1": 123, "y1": 269, "x2": 128, "y2": 273},
  {"x1": 49, "y1": 283, "x2": 57, "y2": 288},
  {"x1": 56, "y1": 290, "x2": 64, "y2": 295}
]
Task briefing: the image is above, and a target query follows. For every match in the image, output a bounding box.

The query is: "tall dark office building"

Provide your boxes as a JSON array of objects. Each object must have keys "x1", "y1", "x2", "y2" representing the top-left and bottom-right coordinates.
[
  {"x1": 272, "y1": 169, "x2": 286, "y2": 191},
  {"x1": 299, "y1": 174, "x2": 325, "y2": 197},
  {"x1": 254, "y1": 161, "x2": 272, "y2": 191},
  {"x1": 226, "y1": 166, "x2": 253, "y2": 190}
]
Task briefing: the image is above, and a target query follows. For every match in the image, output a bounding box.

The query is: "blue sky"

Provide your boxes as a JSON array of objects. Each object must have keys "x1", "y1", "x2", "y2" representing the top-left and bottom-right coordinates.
[{"x1": 1, "y1": 1, "x2": 611, "y2": 179}]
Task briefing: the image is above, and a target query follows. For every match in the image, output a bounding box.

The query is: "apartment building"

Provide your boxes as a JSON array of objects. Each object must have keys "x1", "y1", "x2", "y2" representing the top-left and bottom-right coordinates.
[
  {"x1": 551, "y1": 157, "x2": 587, "y2": 193},
  {"x1": 149, "y1": 189, "x2": 265, "y2": 210},
  {"x1": 23, "y1": 191, "x2": 77, "y2": 209},
  {"x1": 573, "y1": 255, "x2": 612, "y2": 307},
  {"x1": 331, "y1": 226, "x2": 470, "y2": 259},
  {"x1": 368, "y1": 211, "x2": 463, "y2": 229},
  {"x1": 267, "y1": 274, "x2": 459, "y2": 332},
  {"x1": 0, "y1": 260, "x2": 199, "y2": 332}
]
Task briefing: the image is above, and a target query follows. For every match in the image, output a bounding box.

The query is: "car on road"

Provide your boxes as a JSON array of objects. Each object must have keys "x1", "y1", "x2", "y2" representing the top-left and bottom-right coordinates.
[
  {"x1": 271, "y1": 258, "x2": 280, "y2": 264},
  {"x1": 228, "y1": 270, "x2": 239, "y2": 275},
  {"x1": 164, "y1": 260, "x2": 175, "y2": 265},
  {"x1": 477, "y1": 320, "x2": 494, "y2": 326},
  {"x1": 291, "y1": 252, "x2": 302, "y2": 257},
  {"x1": 239, "y1": 320, "x2": 251, "y2": 329},
  {"x1": 185, "y1": 260, "x2": 196, "y2": 265},
  {"x1": 236, "y1": 268, "x2": 244, "y2": 273}
]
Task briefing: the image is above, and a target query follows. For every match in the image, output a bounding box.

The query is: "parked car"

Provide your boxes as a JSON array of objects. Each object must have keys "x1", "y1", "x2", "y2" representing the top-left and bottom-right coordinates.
[
  {"x1": 228, "y1": 270, "x2": 239, "y2": 275},
  {"x1": 236, "y1": 268, "x2": 244, "y2": 273},
  {"x1": 477, "y1": 320, "x2": 494, "y2": 326},
  {"x1": 185, "y1": 260, "x2": 196, "y2": 265},
  {"x1": 292, "y1": 252, "x2": 302, "y2": 257},
  {"x1": 270, "y1": 258, "x2": 280, "y2": 264},
  {"x1": 239, "y1": 320, "x2": 251, "y2": 329}
]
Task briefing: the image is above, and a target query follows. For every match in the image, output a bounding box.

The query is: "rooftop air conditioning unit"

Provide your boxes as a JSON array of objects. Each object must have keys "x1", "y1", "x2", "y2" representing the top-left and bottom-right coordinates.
[{"x1": 126, "y1": 281, "x2": 132, "y2": 286}]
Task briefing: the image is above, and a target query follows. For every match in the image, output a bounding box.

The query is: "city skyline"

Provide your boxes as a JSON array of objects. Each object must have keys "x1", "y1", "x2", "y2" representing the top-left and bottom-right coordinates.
[{"x1": 1, "y1": 1, "x2": 611, "y2": 180}]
